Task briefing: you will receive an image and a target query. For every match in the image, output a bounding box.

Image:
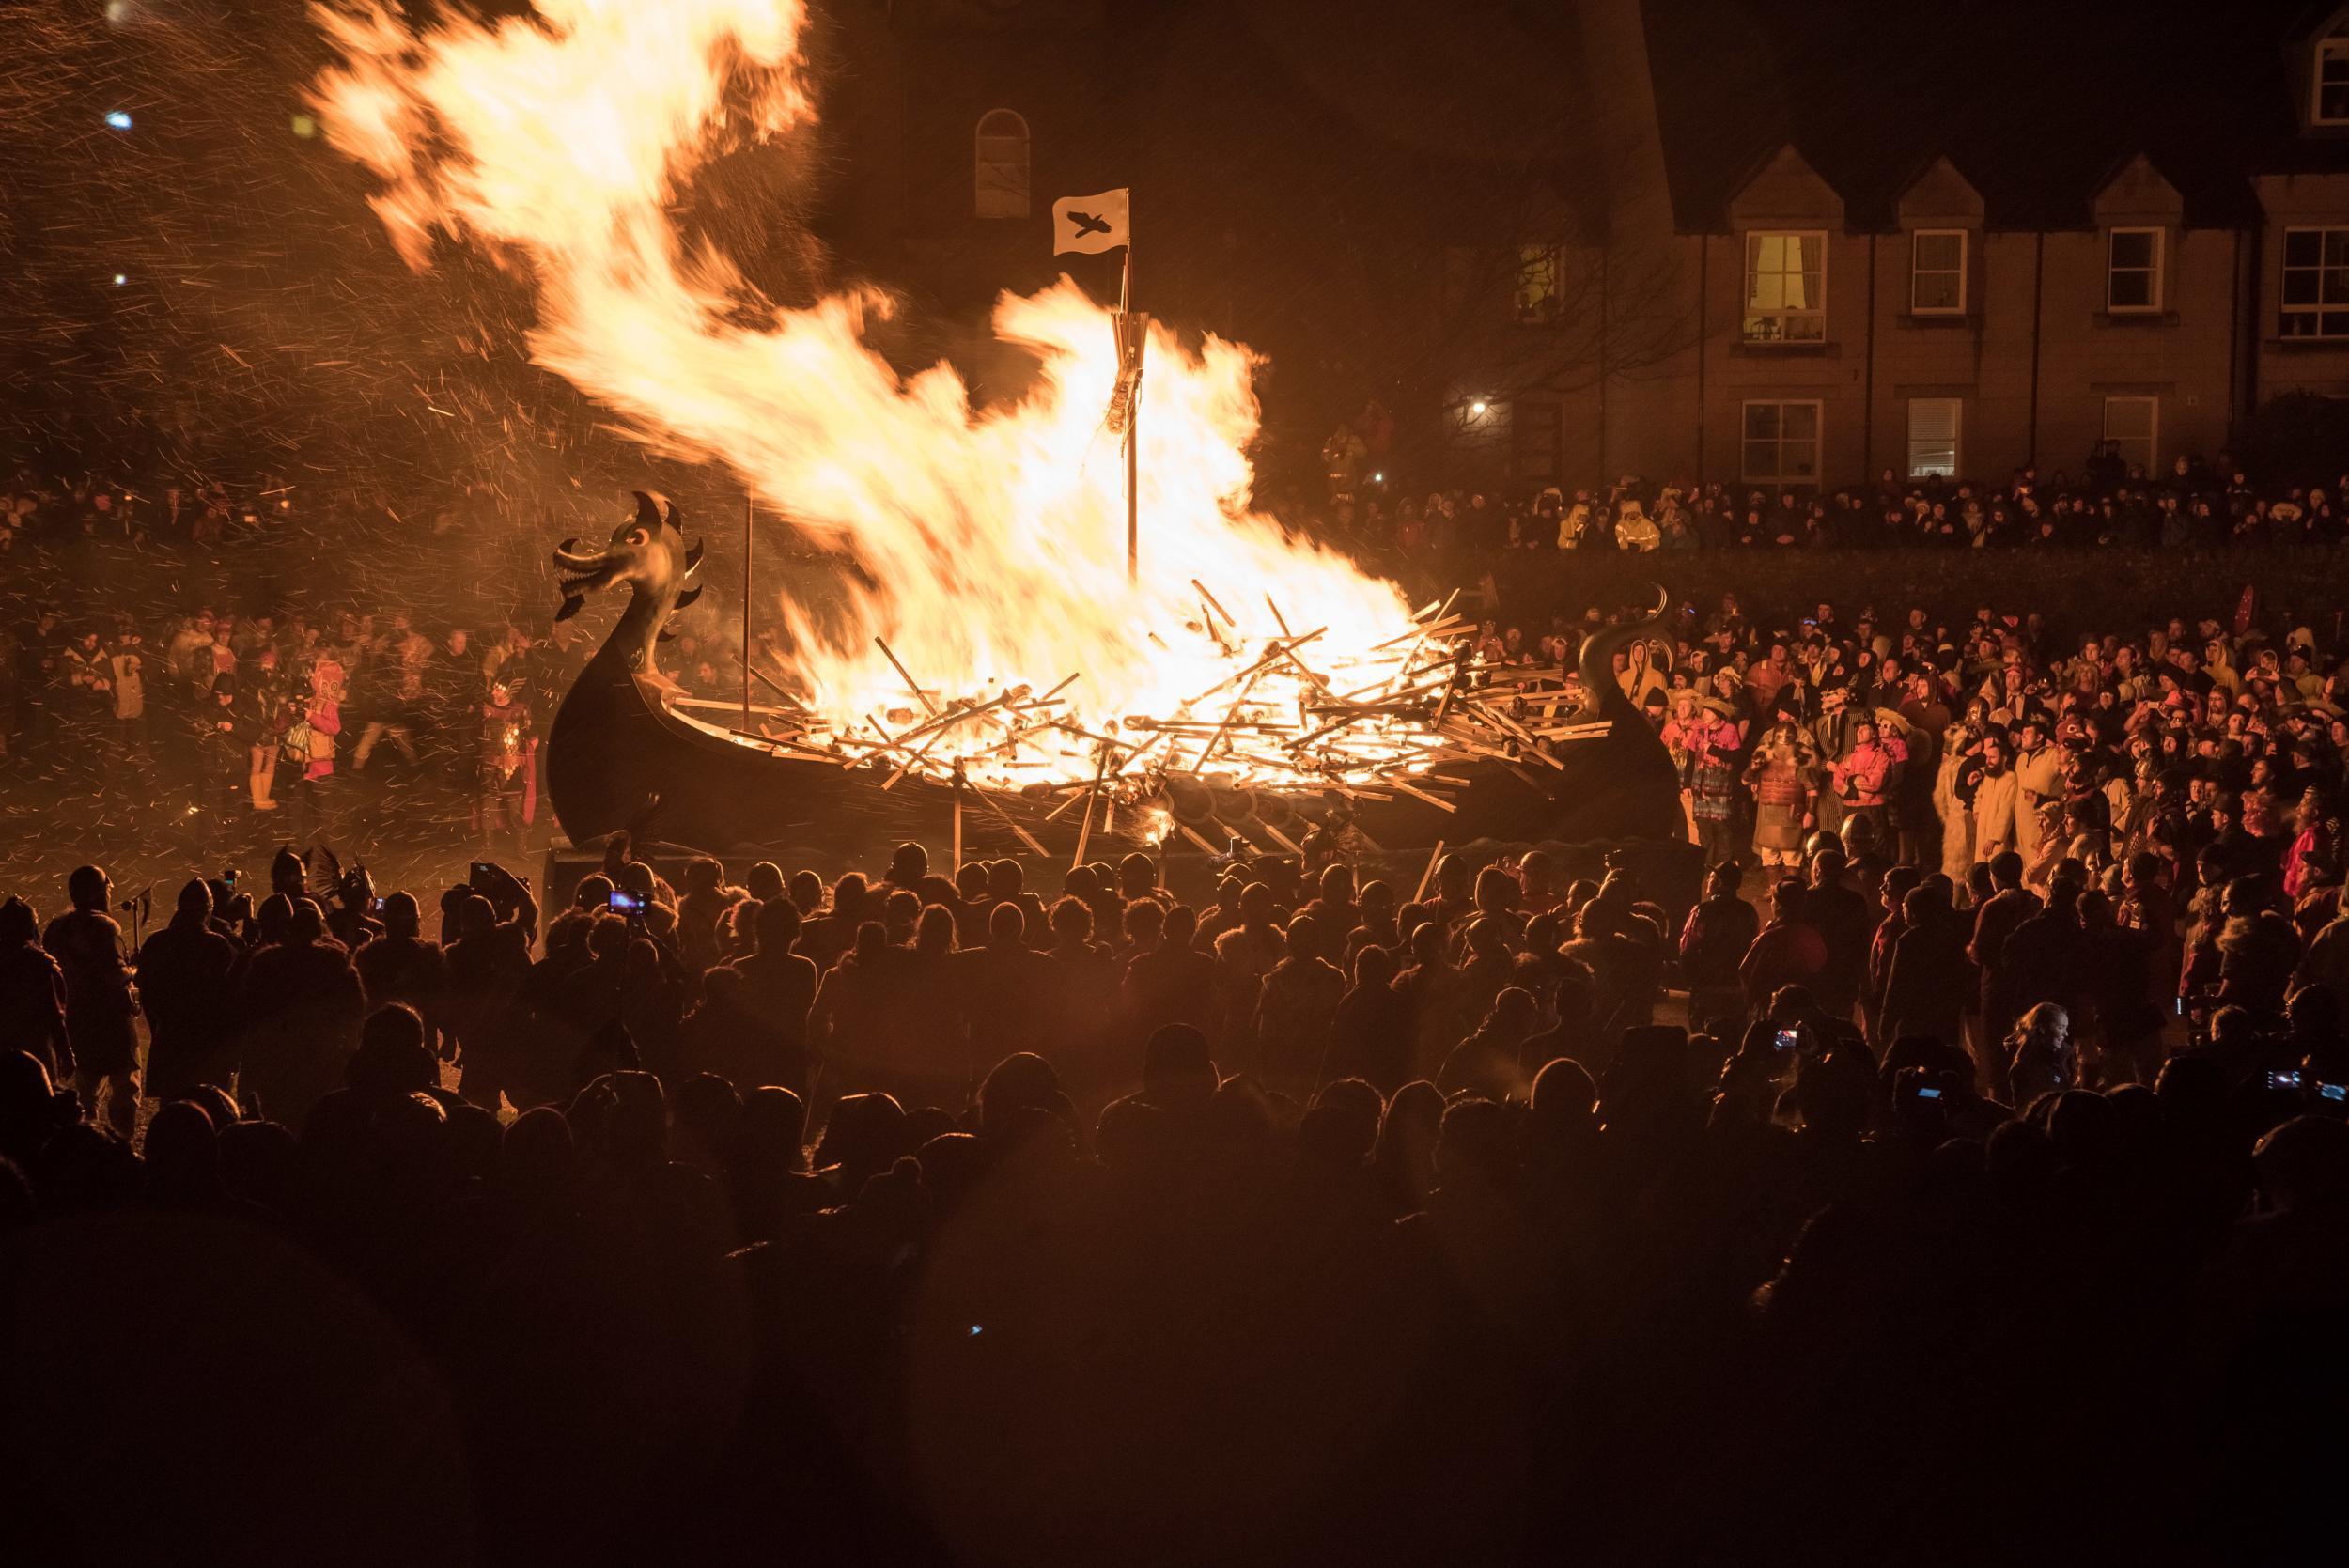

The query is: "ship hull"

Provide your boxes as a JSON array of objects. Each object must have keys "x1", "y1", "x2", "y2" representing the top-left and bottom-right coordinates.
[{"x1": 544, "y1": 640, "x2": 1688, "y2": 862}]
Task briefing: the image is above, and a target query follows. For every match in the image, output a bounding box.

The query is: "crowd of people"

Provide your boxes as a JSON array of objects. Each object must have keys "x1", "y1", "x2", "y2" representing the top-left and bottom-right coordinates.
[
  {"x1": 6, "y1": 449, "x2": 2349, "y2": 1560},
  {"x1": 4, "y1": 785, "x2": 2349, "y2": 1560},
  {"x1": 0, "y1": 468, "x2": 764, "y2": 855},
  {"x1": 1318, "y1": 432, "x2": 2349, "y2": 557}
]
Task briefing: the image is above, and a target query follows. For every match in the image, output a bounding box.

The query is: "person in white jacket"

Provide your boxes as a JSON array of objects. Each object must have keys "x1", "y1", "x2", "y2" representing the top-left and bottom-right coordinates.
[
  {"x1": 1970, "y1": 732, "x2": 2020, "y2": 862},
  {"x1": 2011, "y1": 718, "x2": 2063, "y2": 867}
]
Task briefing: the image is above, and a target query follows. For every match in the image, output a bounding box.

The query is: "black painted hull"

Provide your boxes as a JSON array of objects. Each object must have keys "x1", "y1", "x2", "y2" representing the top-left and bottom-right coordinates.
[{"x1": 546, "y1": 640, "x2": 1688, "y2": 862}]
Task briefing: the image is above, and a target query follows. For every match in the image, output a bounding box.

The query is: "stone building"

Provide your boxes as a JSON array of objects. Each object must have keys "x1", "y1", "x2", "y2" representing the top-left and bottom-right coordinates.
[
  {"x1": 1490, "y1": 0, "x2": 2349, "y2": 492},
  {"x1": 805, "y1": 0, "x2": 2349, "y2": 492}
]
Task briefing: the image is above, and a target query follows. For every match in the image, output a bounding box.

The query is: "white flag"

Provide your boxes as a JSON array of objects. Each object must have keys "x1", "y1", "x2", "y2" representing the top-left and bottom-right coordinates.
[{"x1": 1052, "y1": 189, "x2": 1129, "y2": 256}]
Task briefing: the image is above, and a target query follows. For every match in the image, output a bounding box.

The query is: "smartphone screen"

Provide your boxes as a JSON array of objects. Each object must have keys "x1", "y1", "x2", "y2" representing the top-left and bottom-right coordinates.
[{"x1": 1774, "y1": 1028, "x2": 1799, "y2": 1053}]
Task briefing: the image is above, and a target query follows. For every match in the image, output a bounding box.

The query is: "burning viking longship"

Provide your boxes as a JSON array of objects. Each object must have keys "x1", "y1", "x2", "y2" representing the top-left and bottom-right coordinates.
[{"x1": 545, "y1": 493, "x2": 1693, "y2": 873}]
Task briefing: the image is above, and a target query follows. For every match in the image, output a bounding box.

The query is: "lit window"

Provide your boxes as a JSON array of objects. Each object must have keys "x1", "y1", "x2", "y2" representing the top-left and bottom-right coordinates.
[
  {"x1": 2281, "y1": 227, "x2": 2349, "y2": 338},
  {"x1": 1910, "y1": 230, "x2": 1966, "y2": 314},
  {"x1": 1516, "y1": 244, "x2": 1563, "y2": 323},
  {"x1": 2108, "y1": 227, "x2": 2164, "y2": 312},
  {"x1": 1742, "y1": 232, "x2": 1826, "y2": 343},
  {"x1": 1906, "y1": 397, "x2": 1961, "y2": 478},
  {"x1": 1741, "y1": 400, "x2": 1822, "y2": 484},
  {"x1": 2103, "y1": 396, "x2": 2159, "y2": 473},
  {"x1": 974, "y1": 110, "x2": 1030, "y2": 221},
  {"x1": 2317, "y1": 38, "x2": 2349, "y2": 124}
]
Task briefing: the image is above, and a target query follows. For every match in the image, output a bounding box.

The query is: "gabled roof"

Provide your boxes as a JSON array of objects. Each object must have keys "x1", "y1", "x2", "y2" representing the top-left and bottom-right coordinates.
[{"x1": 1642, "y1": 0, "x2": 2340, "y2": 231}]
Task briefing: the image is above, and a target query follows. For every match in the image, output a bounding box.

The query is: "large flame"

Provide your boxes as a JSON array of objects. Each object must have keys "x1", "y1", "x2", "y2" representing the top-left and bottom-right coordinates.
[{"x1": 310, "y1": 0, "x2": 1431, "y2": 792}]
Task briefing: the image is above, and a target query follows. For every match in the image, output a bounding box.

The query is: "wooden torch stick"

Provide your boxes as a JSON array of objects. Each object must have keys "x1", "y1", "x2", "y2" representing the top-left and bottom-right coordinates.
[{"x1": 1413, "y1": 838, "x2": 1447, "y2": 903}]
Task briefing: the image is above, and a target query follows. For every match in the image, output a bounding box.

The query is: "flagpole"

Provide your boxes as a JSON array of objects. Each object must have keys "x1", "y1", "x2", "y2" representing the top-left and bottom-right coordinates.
[
  {"x1": 1122, "y1": 238, "x2": 1137, "y2": 584},
  {"x1": 741, "y1": 489, "x2": 754, "y2": 730}
]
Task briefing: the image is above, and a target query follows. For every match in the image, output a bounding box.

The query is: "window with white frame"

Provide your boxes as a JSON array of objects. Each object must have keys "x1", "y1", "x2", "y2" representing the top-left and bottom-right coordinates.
[
  {"x1": 2103, "y1": 396, "x2": 2159, "y2": 474},
  {"x1": 1741, "y1": 232, "x2": 1826, "y2": 343},
  {"x1": 2317, "y1": 38, "x2": 2349, "y2": 124},
  {"x1": 974, "y1": 109, "x2": 1030, "y2": 220},
  {"x1": 2107, "y1": 227, "x2": 2164, "y2": 312},
  {"x1": 1741, "y1": 400, "x2": 1822, "y2": 484},
  {"x1": 1515, "y1": 244, "x2": 1563, "y2": 323},
  {"x1": 1906, "y1": 397, "x2": 1962, "y2": 478},
  {"x1": 2281, "y1": 226, "x2": 2349, "y2": 338},
  {"x1": 1910, "y1": 230, "x2": 1967, "y2": 314}
]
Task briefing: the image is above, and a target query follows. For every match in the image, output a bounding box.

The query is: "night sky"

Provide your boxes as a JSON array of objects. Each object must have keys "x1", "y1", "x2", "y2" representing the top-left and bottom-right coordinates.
[{"x1": 0, "y1": 0, "x2": 2326, "y2": 493}]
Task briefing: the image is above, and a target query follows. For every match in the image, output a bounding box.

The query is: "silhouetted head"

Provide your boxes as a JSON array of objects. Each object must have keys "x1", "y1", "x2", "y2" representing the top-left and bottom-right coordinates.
[
  {"x1": 787, "y1": 870, "x2": 825, "y2": 914},
  {"x1": 739, "y1": 1086, "x2": 808, "y2": 1173},
  {"x1": 350, "y1": 1005, "x2": 436, "y2": 1097},
  {"x1": 381, "y1": 891, "x2": 421, "y2": 938},
  {"x1": 756, "y1": 897, "x2": 801, "y2": 954},
  {"x1": 174, "y1": 878, "x2": 213, "y2": 924},
  {"x1": 1049, "y1": 897, "x2": 1092, "y2": 945},
  {"x1": 66, "y1": 864, "x2": 108, "y2": 912},
  {"x1": 915, "y1": 903, "x2": 956, "y2": 956},
  {"x1": 1143, "y1": 1023, "x2": 1217, "y2": 1111}
]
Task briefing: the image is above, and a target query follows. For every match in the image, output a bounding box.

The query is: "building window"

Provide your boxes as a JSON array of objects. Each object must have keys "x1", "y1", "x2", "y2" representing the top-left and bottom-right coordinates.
[
  {"x1": 974, "y1": 110, "x2": 1030, "y2": 220},
  {"x1": 2317, "y1": 38, "x2": 2349, "y2": 124},
  {"x1": 1906, "y1": 397, "x2": 1962, "y2": 478},
  {"x1": 2281, "y1": 226, "x2": 2349, "y2": 338},
  {"x1": 1910, "y1": 229, "x2": 1967, "y2": 314},
  {"x1": 2103, "y1": 396, "x2": 2159, "y2": 474},
  {"x1": 1516, "y1": 244, "x2": 1563, "y2": 323},
  {"x1": 1741, "y1": 400, "x2": 1822, "y2": 484},
  {"x1": 2108, "y1": 227, "x2": 2164, "y2": 312},
  {"x1": 1741, "y1": 231, "x2": 1826, "y2": 343}
]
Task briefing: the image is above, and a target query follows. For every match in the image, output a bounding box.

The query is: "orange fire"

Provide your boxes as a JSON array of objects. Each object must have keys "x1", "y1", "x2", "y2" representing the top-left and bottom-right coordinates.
[{"x1": 311, "y1": 0, "x2": 1450, "y2": 796}]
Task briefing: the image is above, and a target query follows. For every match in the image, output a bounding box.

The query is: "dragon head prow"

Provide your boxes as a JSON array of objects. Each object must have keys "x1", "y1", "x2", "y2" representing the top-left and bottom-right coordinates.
[
  {"x1": 552, "y1": 491, "x2": 705, "y2": 674},
  {"x1": 554, "y1": 490, "x2": 695, "y2": 604}
]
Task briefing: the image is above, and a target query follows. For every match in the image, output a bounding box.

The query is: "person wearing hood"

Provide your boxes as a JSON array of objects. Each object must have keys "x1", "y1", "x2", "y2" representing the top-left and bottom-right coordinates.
[
  {"x1": 235, "y1": 897, "x2": 366, "y2": 1127},
  {"x1": 1555, "y1": 498, "x2": 1591, "y2": 550},
  {"x1": 0, "y1": 897, "x2": 70, "y2": 1082},
  {"x1": 1612, "y1": 497, "x2": 1660, "y2": 552},
  {"x1": 43, "y1": 865, "x2": 141, "y2": 1136},
  {"x1": 135, "y1": 879, "x2": 240, "y2": 1105}
]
